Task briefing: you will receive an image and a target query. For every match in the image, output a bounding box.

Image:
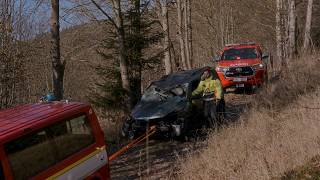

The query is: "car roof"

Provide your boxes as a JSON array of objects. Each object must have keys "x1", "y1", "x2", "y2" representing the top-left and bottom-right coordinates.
[
  {"x1": 151, "y1": 66, "x2": 218, "y2": 91},
  {"x1": 222, "y1": 42, "x2": 260, "y2": 49},
  {"x1": 0, "y1": 102, "x2": 89, "y2": 142}
]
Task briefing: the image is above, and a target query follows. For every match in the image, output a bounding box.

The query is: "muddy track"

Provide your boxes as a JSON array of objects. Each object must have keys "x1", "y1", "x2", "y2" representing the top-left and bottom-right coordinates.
[{"x1": 110, "y1": 92, "x2": 254, "y2": 179}]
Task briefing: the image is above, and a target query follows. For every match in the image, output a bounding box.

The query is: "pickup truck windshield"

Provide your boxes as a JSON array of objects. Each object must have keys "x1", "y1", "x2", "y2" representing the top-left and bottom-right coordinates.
[{"x1": 222, "y1": 48, "x2": 258, "y2": 60}]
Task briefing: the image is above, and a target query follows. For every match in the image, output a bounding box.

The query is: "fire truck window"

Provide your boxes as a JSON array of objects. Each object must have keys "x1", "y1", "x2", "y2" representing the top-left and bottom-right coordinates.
[
  {"x1": 0, "y1": 162, "x2": 4, "y2": 180},
  {"x1": 4, "y1": 114, "x2": 95, "y2": 180},
  {"x1": 52, "y1": 115, "x2": 95, "y2": 161}
]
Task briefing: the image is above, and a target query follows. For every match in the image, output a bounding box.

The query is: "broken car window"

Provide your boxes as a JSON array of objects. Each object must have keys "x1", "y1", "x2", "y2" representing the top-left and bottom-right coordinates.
[
  {"x1": 141, "y1": 86, "x2": 165, "y2": 102},
  {"x1": 170, "y1": 87, "x2": 185, "y2": 97},
  {"x1": 141, "y1": 86, "x2": 186, "y2": 103}
]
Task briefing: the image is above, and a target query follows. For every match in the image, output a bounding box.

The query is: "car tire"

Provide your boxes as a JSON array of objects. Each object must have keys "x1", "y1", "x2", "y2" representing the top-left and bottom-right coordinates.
[
  {"x1": 128, "y1": 130, "x2": 136, "y2": 140},
  {"x1": 121, "y1": 118, "x2": 137, "y2": 140},
  {"x1": 120, "y1": 128, "x2": 127, "y2": 138}
]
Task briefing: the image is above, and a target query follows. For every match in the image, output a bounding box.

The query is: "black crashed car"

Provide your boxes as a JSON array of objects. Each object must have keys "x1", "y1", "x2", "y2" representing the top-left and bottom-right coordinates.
[{"x1": 121, "y1": 67, "x2": 220, "y2": 139}]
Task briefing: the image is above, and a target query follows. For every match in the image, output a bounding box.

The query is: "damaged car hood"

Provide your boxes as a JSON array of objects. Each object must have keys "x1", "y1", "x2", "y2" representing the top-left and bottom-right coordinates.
[{"x1": 131, "y1": 96, "x2": 187, "y2": 121}]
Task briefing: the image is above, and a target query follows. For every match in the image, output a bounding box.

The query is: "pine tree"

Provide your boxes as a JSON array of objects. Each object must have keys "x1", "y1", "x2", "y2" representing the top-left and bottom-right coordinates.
[{"x1": 91, "y1": 0, "x2": 162, "y2": 113}]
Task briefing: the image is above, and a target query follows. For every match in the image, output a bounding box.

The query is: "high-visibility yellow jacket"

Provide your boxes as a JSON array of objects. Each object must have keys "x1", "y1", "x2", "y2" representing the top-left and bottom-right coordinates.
[{"x1": 192, "y1": 78, "x2": 223, "y2": 100}]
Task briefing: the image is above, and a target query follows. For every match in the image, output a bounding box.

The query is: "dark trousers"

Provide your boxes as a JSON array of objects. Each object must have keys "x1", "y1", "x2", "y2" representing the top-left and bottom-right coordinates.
[
  {"x1": 216, "y1": 99, "x2": 225, "y2": 115},
  {"x1": 203, "y1": 100, "x2": 217, "y2": 128},
  {"x1": 203, "y1": 99, "x2": 225, "y2": 128}
]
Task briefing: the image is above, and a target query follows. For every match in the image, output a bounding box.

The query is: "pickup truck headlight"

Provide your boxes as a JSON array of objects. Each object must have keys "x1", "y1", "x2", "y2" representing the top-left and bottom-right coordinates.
[
  {"x1": 216, "y1": 66, "x2": 229, "y2": 72},
  {"x1": 252, "y1": 64, "x2": 264, "y2": 71}
]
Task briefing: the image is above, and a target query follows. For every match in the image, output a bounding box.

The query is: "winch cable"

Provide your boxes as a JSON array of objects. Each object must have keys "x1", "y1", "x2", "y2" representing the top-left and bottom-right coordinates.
[{"x1": 108, "y1": 125, "x2": 157, "y2": 161}]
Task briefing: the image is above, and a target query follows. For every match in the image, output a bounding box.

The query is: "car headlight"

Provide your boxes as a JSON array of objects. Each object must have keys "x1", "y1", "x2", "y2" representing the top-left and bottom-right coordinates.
[
  {"x1": 252, "y1": 64, "x2": 264, "y2": 71},
  {"x1": 216, "y1": 66, "x2": 229, "y2": 72}
]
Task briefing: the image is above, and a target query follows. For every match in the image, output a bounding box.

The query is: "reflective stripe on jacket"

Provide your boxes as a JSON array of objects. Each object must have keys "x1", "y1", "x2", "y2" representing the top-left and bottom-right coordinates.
[{"x1": 192, "y1": 78, "x2": 223, "y2": 100}]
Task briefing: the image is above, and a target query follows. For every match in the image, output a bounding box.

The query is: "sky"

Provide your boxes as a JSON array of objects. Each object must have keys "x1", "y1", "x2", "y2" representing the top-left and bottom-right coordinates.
[
  {"x1": 23, "y1": 0, "x2": 92, "y2": 36},
  {"x1": 20, "y1": 0, "x2": 150, "y2": 37}
]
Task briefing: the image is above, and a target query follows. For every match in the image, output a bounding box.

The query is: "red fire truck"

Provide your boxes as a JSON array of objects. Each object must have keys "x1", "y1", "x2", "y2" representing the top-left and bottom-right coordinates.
[{"x1": 0, "y1": 102, "x2": 110, "y2": 180}]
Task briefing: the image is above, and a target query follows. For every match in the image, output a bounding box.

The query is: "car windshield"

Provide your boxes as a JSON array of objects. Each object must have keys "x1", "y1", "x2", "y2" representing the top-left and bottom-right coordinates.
[
  {"x1": 141, "y1": 85, "x2": 186, "y2": 103},
  {"x1": 222, "y1": 48, "x2": 258, "y2": 60}
]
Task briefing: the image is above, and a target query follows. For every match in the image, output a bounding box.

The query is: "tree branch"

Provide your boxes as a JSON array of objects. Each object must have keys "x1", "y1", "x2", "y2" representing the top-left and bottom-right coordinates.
[{"x1": 90, "y1": 0, "x2": 118, "y2": 29}]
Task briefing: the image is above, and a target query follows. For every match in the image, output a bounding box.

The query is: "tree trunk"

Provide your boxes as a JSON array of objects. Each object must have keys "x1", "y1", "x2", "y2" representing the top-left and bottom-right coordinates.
[
  {"x1": 219, "y1": 0, "x2": 225, "y2": 47},
  {"x1": 111, "y1": 0, "x2": 132, "y2": 110},
  {"x1": 183, "y1": 0, "x2": 191, "y2": 69},
  {"x1": 131, "y1": 0, "x2": 142, "y2": 107},
  {"x1": 276, "y1": 0, "x2": 283, "y2": 63},
  {"x1": 288, "y1": 0, "x2": 296, "y2": 59},
  {"x1": 303, "y1": 0, "x2": 313, "y2": 51},
  {"x1": 186, "y1": 0, "x2": 193, "y2": 68},
  {"x1": 50, "y1": 0, "x2": 65, "y2": 100},
  {"x1": 157, "y1": 0, "x2": 173, "y2": 75},
  {"x1": 177, "y1": 0, "x2": 187, "y2": 70}
]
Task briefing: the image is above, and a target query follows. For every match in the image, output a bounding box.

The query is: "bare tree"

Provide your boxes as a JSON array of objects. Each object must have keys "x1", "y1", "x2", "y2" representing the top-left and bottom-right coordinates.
[
  {"x1": 276, "y1": 0, "x2": 283, "y2": 61},
  {"x1": 186, "y1": 0, "x2": 193, "y2": 68},
  {"x1": 288, "y1": 0, "x2": 296, "y2": 59},
  {"x1": 191, "y1": 0, "x2": 238, "y2": 66},
  {"x1": 156, "y1": 0, "x2": 173, "y2": 75},
  {"x1": 0, "y1": 0, "x2": 29, "y2": 108},
  {"x1": 177, "y1": 0, "x2": 187, "y2": 70},
  {"x1": 183, "y1": 0, "x2": 191, "y2": 69},
  {"x1": 50, "y1": 0, "x2": 65, "y2": 100},
  {"x1": 110, "y1": 0, "x2": 131, "y2": 104},
  {"x1": 303, "y1": 0, "x2": 313, "y2": 51}
]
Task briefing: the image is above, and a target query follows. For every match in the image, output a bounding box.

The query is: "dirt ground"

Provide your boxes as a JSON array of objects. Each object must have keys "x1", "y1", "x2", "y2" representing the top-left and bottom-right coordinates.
[{"x1": 109, "y1": 91, "x2": 254, "y2": 179}]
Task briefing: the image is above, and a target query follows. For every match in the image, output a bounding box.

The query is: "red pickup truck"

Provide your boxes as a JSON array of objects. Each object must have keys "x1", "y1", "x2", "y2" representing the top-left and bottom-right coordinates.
[{"x1": 214, "y1": 42, "x2": 269, "y2": 90}]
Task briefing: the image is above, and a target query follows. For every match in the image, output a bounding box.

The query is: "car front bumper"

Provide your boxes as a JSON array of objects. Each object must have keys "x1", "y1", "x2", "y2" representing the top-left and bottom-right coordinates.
[{"x1": 217, "y1": 69, "x2": 265, "y2": 89}]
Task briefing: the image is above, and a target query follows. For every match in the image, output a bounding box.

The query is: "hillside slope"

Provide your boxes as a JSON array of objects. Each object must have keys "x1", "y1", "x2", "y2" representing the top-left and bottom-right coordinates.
[
  {"x1": 178, "y1": 53, "x2": 320, "y2": 179},
  {"x1": 26, "y1": 23, "x2": 106, "y2": 102}
]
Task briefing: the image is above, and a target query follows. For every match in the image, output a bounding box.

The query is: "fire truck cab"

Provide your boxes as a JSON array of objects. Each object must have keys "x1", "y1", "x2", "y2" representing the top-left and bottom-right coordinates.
[{"x1": 0, "y1": 102, "x2": 110, "y2": 180}]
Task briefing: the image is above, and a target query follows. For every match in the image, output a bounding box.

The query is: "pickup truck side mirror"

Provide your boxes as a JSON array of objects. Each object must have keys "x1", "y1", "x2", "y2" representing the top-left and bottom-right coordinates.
[
  {"x1": 262, "y1": 53, "x2": 269, "y2": 59},
  {"x1": 213, "y1": 55, "x2": 221, "y2": 62}
]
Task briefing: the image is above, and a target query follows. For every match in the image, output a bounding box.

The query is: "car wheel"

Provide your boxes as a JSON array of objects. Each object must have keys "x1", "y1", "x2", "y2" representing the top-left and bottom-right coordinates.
[
  {"x1": 120, "y1": 122, "x2": 129, "y2": 138},
  {"x1": 128, "y1": 130, "x2": 136, "y2": 140},
  {"x1": 121, "y1": 118, "x2": 136, "y2": 140},
  {"x1": 120, "y1": 128, "x2": 127, "y2": 138}
]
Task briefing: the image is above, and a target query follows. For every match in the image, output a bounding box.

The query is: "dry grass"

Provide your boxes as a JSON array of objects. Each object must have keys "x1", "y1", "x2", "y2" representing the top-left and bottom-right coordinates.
[
  {"x1": 281, "y1": 155, "x2": 320, "y2": 179},
  {"x1": 256, "y1": 53, "x2": 320, "y2": 111},
  {"x1": 178, "y1": 53, "x2": 320, "y2": 179}
]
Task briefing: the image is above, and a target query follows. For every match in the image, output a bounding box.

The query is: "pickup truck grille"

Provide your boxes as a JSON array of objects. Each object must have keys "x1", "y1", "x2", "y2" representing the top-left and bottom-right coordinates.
[{"x1": 225, "y1": 66, "x2": 254, "y2": 77}]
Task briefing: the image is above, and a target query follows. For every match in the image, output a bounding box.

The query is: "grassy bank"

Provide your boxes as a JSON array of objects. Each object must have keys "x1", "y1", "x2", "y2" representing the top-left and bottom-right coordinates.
[{"x1": 178, "y1": 53, "x2": 320, "y2": 179}]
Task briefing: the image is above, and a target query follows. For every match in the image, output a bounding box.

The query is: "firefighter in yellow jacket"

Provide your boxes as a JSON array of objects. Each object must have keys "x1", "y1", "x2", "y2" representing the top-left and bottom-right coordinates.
[{"x1": 192, "y1": 69, "x2": 225, "y2": 127}]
